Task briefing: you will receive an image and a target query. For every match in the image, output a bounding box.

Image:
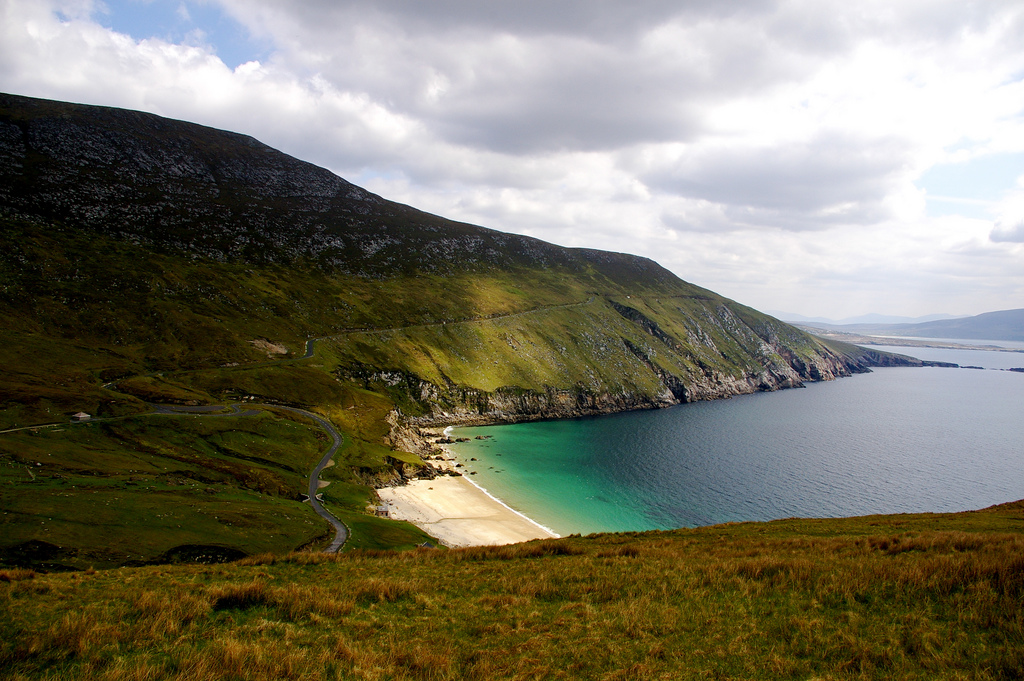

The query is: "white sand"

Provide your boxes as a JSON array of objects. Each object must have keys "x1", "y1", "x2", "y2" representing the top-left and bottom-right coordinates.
[{"x1": 377, "y1": 475, "x2": 558, "y2": 548}]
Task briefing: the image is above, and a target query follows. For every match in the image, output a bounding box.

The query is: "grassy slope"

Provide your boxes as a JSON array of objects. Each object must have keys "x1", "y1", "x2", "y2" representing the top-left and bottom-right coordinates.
[
  {"x1": 2, "y1": 502, "x2": 1022, "y2": 680},
  {"x1": 0, "y1": 410, "x2": 412, "y2": 568},
  {"x1": 1, "y1": 218, "x2": 651, "y2": 428},
  {"x1": 0, "y1": 387, "x2": 437, "y2": 569},
  {"x1": 0, "y1": 217, "x2": 599, "y2": 561},
  {"x1": 2, "y1": 213, "x2": 874, "y2": 565},
  {"x1": 318, "y1": 294, "x2": 832, "y2": 400}
]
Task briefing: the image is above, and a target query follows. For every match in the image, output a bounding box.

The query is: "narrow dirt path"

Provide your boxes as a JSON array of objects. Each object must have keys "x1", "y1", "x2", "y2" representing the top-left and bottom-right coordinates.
[{"x1": 307, "y1": 295, "x2": 597, "y2": 344}]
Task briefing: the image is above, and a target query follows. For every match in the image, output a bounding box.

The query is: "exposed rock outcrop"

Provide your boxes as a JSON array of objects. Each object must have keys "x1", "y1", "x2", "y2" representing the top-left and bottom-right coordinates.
[{"x1": 354, "y1": 334, "x2": 893, "y2": 434}]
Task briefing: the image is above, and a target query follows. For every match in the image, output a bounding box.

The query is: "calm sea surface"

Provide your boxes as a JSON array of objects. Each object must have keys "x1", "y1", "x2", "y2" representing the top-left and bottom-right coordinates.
[{"x1": 450, "y1": 346, "x2": 1024, "y2": 536}]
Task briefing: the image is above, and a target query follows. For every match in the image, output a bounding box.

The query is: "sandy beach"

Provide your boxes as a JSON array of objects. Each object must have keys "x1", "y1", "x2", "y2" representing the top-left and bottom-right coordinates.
[{"x1": 377, "y1": 474, "x2": 558, "y2": 547}]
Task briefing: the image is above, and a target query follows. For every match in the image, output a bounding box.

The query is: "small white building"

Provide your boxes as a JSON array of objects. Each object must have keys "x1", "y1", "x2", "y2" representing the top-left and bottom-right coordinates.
[{"x1": 71, "y1": 412, "x2": 91, "y2": 422}]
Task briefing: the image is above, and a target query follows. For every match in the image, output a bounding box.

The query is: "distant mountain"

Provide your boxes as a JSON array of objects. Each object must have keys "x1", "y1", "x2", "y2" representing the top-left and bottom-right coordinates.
[
  {"x1": 764, "y1": 311, "x2": 837, "y2": 324},
  {"x1": 796, "y1": 309, "x2": 1024, "y2": 342},
  {"x1": 768, "y1": 311, "x2": 965, "y2": 325},
  {"x1": 837, "y1": 313, "x2": 965, "y2": 325}
]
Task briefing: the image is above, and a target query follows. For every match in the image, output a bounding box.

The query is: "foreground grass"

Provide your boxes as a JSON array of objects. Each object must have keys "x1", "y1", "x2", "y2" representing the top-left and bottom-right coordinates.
[{"x1": 2, "y1": 502, "x2": 1022, "y2": 680}]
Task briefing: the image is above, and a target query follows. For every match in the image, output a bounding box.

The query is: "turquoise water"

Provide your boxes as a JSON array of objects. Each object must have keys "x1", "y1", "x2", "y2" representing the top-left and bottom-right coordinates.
[{"x1": 450, "y1": 350, "x2": 1024, "y2": 536}]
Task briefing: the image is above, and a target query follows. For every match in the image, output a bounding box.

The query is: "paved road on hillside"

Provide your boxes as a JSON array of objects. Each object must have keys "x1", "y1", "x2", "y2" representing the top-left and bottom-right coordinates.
[
  {"x1": 58, "y1": 296, "x2": 597, "y2": 550},
  {"x1": 300, "y1": 296, "x2": 597, "y2": 348},
  {"x1": 266, "y1": 405, "x2": 349, "y2": 552},
  {"x1": 148, "y1": 403, "x2": 263, "y2": 416},
  {"x1": 147, "y1": 402, "x2": 349, "y2": 552}
]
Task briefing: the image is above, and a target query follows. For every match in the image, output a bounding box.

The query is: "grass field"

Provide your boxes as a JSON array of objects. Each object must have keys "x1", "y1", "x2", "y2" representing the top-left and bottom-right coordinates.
[
  {"x1": 0, "y1": 403, "x2": 433, "y2": 570},
  {"x1": 2, "y1": 501, "x2": 1022, "y2": 680}
]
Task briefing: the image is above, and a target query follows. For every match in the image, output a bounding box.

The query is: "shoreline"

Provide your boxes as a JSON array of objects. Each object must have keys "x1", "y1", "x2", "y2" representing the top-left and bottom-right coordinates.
[
  {"x1": 378, "y1": 350, "x2": 913, "y2": 547},
  {"x1": 376, "y1": 476, "x2": 558, "y2": 548},
  {"x1": 456, "y1": 465, "x2": 561, "y2": 539},
  {"x1": 394, "y1": 349, "x2": 902, "y2": 434},
  {"x1": 442, "y1": 427, "x2": 560, "y2": 538},
  {"x1": 376, "y1": 429, "x2": 558, "y2": 548}
]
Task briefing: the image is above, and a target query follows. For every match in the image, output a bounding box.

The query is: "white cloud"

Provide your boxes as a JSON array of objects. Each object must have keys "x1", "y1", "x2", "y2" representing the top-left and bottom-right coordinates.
[
  {"x1": 1, "y1": 0, "x2": 1023, "y2": 318},
  {"x1": 991, "y1": 222, "x2": 1024, "y2": 243},
  {"x1": 990, "y1": 177, "x2": 1024, "y2": 243}
]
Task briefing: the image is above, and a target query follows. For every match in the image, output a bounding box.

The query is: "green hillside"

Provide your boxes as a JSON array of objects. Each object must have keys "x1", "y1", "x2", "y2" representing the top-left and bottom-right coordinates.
[{"x1": 0, "y1": 93, "x2": 920, "y2": 566}]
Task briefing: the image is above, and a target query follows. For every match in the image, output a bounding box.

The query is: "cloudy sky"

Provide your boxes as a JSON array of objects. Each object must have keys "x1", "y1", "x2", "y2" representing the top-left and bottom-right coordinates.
[{"x1": 3, "y1": 0, "x2": 1023, "y2": 319}]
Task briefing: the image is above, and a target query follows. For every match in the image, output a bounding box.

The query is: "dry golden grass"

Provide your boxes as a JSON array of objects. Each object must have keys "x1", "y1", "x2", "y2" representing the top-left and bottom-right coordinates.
[
  {"x1": 0, "y1": 569, "x2": 36, "y2": 583},
  {"x1": 3, "y1": 506, "x2": 1024, "y2": 680}
]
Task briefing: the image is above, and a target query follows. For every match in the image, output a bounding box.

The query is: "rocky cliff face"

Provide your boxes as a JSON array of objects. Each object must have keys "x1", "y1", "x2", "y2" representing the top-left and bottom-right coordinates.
[
  {"x1": 345, "y1": 300, "x2": 889, "y2": 436},
  {"x1": 374, "y1": 342, "x2": 865, "y2": 432},
  {"x1": 380, "y1": 334, "x2": 885, "y2": 460}
]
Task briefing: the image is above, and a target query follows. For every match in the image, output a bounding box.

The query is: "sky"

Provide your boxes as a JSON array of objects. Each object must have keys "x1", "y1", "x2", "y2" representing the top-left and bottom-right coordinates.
[{"x1": 2, "y1": 0, "x2": 1023, "y2": 319}]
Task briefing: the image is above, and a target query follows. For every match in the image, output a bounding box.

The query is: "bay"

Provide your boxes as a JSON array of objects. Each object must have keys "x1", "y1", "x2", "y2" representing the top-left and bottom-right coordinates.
[
  {"x1": 868, "y1": 344, "x2": 1024, "y2": 370},
  {"x1": 450, "y1": 347, "x2": 1024, "y2": 536}
]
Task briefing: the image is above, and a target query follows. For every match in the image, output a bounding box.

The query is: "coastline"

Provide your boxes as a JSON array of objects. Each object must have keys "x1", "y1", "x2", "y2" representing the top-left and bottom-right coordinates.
[
  {"x1": 375, "y1": 346, "x2": 917, "y2": 547},
  {"x1": 376, "y1": 429, "x2": 558, "y2": 547},
  {"x1": 456, "y1": 468, "x2": 561, "y2": 538},
  {"x1": 376, "y1": 476, "x2": 558, "y2": 548}
]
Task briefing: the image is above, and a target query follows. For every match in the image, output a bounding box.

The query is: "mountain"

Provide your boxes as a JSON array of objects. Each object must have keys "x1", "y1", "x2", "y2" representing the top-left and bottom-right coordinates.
[
  {"x1": 768, "y1": 311, "x2": 965, "y2": 325},
  {"x1": 0, "y1": 92, "x2": 679, "y2": 280},
  {"x1": 796, "y1": 309, "x2": 1024, "y2": 342},
  {"x1": 0, "y1": 93, "x2": 916, "y2": 567},
  {"x1": 839, "y1": 312, "x2": 965, "y2": 325}
]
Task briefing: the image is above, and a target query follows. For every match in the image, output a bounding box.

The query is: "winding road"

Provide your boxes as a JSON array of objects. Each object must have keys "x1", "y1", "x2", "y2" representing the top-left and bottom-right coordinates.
[
  {"x1": 146, "y1": 402, "x2": 349, "y2": 552},
  {"x1": 268, "y1": 405, "x2": 348, "y2": 552},
  {"x1": 24, "y1": 297, "x2": 598, "y2": 550}
]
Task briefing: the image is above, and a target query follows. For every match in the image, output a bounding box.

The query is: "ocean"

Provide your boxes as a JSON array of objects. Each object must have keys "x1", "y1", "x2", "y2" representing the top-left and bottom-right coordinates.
[{"x1": 449, "y1": 344, "x2": 1024, "y2": 536}]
